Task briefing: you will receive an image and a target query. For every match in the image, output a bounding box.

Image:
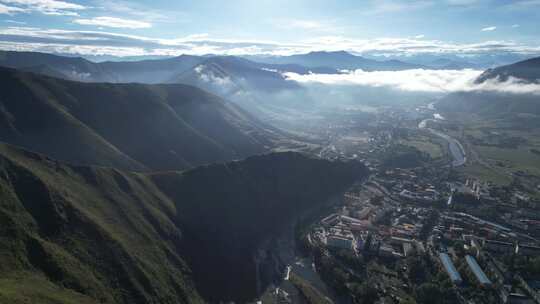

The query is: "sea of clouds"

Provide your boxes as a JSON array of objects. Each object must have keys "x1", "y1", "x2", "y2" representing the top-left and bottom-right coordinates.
[{"x1": 283, "y1": 69, "x2": 540, "y2": 95}]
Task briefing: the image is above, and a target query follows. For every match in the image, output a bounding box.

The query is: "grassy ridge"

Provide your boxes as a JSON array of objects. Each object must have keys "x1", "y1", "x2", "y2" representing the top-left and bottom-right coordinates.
[
  {"x1": 0, "y1": 143, "x2": 202, "y2": 304},
  {"x1": 0, "y1": 66, "x2": 269, "y2": 171},
  {"x1": 0, "y1": 143, "x2": 367, "y2": 303}
]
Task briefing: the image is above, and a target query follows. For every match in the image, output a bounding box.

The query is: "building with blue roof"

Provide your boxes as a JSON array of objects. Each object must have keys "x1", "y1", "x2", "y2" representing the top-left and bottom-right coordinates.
[
  {"x1": 465, "y1": 255, "x2": 492, "y2": 286},
  {"x1": 439, "y1": 252, "x2": 463, "y2": 284}
]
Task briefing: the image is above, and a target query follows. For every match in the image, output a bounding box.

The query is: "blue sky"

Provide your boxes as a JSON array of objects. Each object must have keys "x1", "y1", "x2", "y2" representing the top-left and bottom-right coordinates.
[{"x1": 0, "y1": 0, "x2": 539, "y2": 57}]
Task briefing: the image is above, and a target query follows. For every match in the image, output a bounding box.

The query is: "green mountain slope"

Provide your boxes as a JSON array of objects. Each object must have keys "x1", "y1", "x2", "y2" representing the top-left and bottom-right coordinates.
[
  {"x1": 0, "y1": 67, "x2": 270, "y2": 171},
  {"x1": 0, "y1": 143, "x2": 368, "y2": 303},
  {"x1": 0, "y1": 143, "x2": 203, "y2": 304}
]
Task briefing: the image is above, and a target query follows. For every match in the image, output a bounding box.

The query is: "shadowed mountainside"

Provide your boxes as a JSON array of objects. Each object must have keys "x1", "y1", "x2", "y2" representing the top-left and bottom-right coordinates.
[
  {"x1": 0, "y1": 51, "x2": 204, "y2": 83},
  {"x1": 0, "y1": 66, "x2": 277, "y2": 171},
  {"x1": 0, "y1": 143, "x2": 368, "y2": 303}
]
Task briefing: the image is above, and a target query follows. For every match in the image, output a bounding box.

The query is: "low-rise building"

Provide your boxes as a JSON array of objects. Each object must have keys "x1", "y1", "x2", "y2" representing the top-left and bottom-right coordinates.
[
  {"x1": 465, "y1": 255, "x2": 492, "y2": 287},
  {"x1": 516, "y1": 244, "x2": 540, "y2": 257},
  {"x1": 379, "y1": 244, "x2": 395, "y2": 258},
  {"x1": 321, "y1": 213, "x2": 340, "y2": 226},
  {"x1": 439, "y1": 252, "x2": 463, "y2": 285},
  {"x1": 326, "y1": 235, "x2": 355, "y2": 250},
  {"x1": 483, "y1": 239, "x2": 516, "y2": 255},
  {"x1": 324, "y1": 228, "x2": 356, "y2": 250}
]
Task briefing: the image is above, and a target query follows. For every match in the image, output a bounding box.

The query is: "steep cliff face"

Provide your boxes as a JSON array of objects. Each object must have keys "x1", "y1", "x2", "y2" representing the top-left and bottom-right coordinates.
[
  {"x1": 151, "y1": 152, "x2": 368, "y2": 302},
  {"x1": 0, "y1": 144, "x2": 368, "y2": 303}
]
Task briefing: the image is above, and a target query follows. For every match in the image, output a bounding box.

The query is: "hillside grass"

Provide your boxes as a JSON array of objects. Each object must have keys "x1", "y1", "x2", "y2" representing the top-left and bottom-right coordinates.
[
  {"x1": 0, "y1": 143, "x2": 203, "y2": 304},
  {"x1": 0, "y1": 272, "x2": 97, "y2": 304}
]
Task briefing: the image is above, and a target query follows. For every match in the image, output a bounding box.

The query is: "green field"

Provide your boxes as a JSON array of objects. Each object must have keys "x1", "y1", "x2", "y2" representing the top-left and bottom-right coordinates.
[
  {"x1": 400, "y1": 135, "x2": 445, "y2": 160},
  {"x1": 454, "y1": 117, "x2": 540, "y2": 187},
  {"x1": 458, "y1": 163, "x2": 512, "y2": 186},
  {"x1": 464, "y1": 124, "x2": 540, "y2": 177},
  {"x1": 475, "y1": 146, "x2": 540, "y2": 175}
]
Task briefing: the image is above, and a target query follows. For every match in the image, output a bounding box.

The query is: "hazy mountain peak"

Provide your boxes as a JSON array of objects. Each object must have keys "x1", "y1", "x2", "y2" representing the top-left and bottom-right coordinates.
[{"x1": 476, "y1": 56, "x2": 540, "y2": 83}]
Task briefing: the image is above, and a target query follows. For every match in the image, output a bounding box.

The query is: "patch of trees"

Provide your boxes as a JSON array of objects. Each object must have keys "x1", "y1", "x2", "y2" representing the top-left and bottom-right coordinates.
[
  {"x1": 349, "y1": 282, "x2": 378, "y2": 304},
  {"x1": 313, "y1": 247, "x2": 350, "y2": 294},
  {"x1": 382, "y1": 144, "x2": 429, "y2": 169}
]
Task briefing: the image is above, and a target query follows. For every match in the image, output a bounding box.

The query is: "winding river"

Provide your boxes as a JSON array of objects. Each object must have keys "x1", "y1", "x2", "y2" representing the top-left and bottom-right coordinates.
[{"x1": 419, "y1": 115, "x2": 467, "y2": 167}]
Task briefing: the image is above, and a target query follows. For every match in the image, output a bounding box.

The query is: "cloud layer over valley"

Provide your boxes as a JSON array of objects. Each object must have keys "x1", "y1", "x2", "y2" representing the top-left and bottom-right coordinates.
[{"x1": 283, "y1": 69, "x2": 540, "y2": 95}]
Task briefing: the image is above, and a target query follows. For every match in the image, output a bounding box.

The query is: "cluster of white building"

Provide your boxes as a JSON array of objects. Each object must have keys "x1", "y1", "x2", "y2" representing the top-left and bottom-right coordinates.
[{"x1": 320, "y1": 214, "x2": 361, "y2": 251}]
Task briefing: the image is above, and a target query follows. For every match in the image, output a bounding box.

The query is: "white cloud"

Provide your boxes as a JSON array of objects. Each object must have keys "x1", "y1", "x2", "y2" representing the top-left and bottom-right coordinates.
[
  {"x1": 288, "y1": 20, "x2": 325, "y2": 30},
  {"x1": 0, "y1": 3, "x2": 25, "y2": 14},
  {"x1": 0, "y1": 40, "x2": 154, "y2": 56},
  {"x1": 283, "y1": 69, "x2": 540, "y2": 95},
  {"x1": 362, "y1": 0, "x2": 433, "y2": 15},
  {"x1": 446, "y1": 0, "x2": 481, "y2": 6},
  {"x1": 3, "y1": 19, "x2": 26, "y2": 23},
  {"x1": 74, "y1": 17, "x2": 152, "y2": 29},
  {"x1": 300, "y1": 36, "x2": 540, "y2": 56},
  {"x1": 414, "y1": 34, "x2": 425, "y2": 39},
  {"x1": 270, "y1": 18, "x2": 343, "y2": 34},
  {"x1": 91, "y1": 0, "x2": 181, "y2": 24},
  {"x1": 284, "y1": 69, "x2": 481, "y2": 92},
  {"x1": 511, "y1": 24, "x2": 520, "y2": 28},
  {"x1": 481, "y1": 26, "x2": 497, "y2": 31},
  {"x1": 194, "y1": 64, "x2": 239, "y2": 95},
  {"x1": 472, "y1": 76, "x2": 540, "y2": 94},
  {"x1": 0, "y1": 0, "x2": 85, "y2": 15},
  {"x1": 0, "y1": 26, "x2": 539, "y2": 58}
]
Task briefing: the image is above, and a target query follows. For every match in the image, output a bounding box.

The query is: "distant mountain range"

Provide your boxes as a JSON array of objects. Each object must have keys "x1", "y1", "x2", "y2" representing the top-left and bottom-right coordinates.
[
  {"x1": 476, "y1": 56, "x2": 540, "y2": 83},
  {"x1": 171, "y1": 56, "x2": 304, "y2": 96},
  {"x1": 0, "y1": 51, "x2": 205, "y2": 83},
  {"x1": 4, "y1": 51, "x2": 538, "y2": 86},
  {"x1": 361, "y1": 52, "x2": 537, "y2": 70},
  {"x1": 0, "y1": 142, "x2": 368, "y2": 303},
  {"x1": 0, "y1": 66, "x2": 280, "y2": 171},
  {"x1": 0, "y1": 50, "x2": 335, "y2": 83},
  {"x1": 7, "y1": 50, "x2": 539, "y2": 113},
  {"x1": 245, "y1": 50, "x2": 426, "y2": 71}
]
